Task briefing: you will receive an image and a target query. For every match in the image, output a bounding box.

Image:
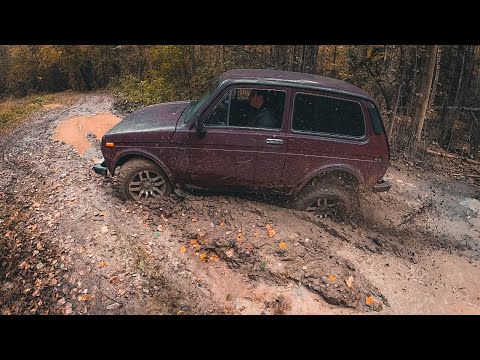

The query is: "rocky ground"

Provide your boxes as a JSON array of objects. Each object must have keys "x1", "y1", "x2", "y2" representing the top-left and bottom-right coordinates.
[{"x1": 1, "y1": 93, "x2": 479, "y2": 315}]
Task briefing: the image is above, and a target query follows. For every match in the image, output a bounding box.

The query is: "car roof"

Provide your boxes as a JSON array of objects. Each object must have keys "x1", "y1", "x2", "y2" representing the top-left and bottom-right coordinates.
[{"x1": 219, "y1": 69, "x2": 375, "y2": 102}]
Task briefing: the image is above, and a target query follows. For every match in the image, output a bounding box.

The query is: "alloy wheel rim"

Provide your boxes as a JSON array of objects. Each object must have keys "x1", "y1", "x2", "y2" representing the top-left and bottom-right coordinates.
[
  {"x1": 128, "y1": 170, "x2": 166, "y2": 201},
  {"x1": 306, "y1": 196, "x2": 346, "y2": 217}
]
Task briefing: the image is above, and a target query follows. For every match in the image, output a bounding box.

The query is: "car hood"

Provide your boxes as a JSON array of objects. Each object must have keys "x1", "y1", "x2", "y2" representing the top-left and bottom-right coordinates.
[{"x1": 106, "y1": 101, "x2": 190, "y2": 136}]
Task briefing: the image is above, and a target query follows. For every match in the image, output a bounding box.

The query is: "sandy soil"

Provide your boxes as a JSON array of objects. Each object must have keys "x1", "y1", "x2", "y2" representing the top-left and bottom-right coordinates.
[{"x1": 1, "y1": 93, "x2": 479, "y2": 315}]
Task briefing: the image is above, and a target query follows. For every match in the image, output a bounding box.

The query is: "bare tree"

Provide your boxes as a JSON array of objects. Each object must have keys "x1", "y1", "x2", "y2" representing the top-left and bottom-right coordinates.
[{"x1": 413, "y1": 45, "x2": 438, "y2": 146}]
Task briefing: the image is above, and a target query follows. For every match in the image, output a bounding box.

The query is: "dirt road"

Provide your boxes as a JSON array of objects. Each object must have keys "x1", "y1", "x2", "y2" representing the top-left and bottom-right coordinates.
[{"x1": 1, "y1": 93, "x2": 480, "y2": 314}]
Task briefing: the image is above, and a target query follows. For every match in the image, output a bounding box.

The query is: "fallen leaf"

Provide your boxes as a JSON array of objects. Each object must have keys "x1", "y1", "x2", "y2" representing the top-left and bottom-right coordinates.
[
  {"x1": 97, "y1": 260, "x2": 109, "y2": 268},
  {"x1": 226, "y1": 293, "x2": 233, "y2": 301},
  {"x1": 34, "y1": 279, "x2": 42, "y2": 288},
  {"x1": 266, "y1": 224, "x2": 276, "y2": 238},
  {"x1": 279, "y1": 242, "x2": 286, "y2": 250},
  {"x1": 225, "y1": 249, "x2": 234, "y2": 258},
  {"x1": 366, "y1": 296, "x2": 374, "y2": 305},
  {"x1": 80, "y1": 294, "x2": 92, "y2": 301},
  {"x1": 180, "y1": 245, "x2": 186, "y2": 254},
  {"x1": 138, "y1": 259, "x2": 145, "y2": 271},
  {"x1": 209, "y1": 255, "x2": 219, "y2": 263},
  {"x1": 219, "y1": 219, "x2": 225, "y2": 226},
  {"x1": 346, "y1": 276, "x2": 354, "y2": 288},
  {"x1": 253, "y1": 231, "x2": 258, "y2": 238},
  {"x1": 236, "y1": 232, "x2": 243, "y2": 242},
  {"x1": 190, "y1": 239, "x2": 200, "y2": 246},
  {"x1": 106, "y1": 303, "x2": 121, "y2": 310},
  {"x1": 329, "y1": 275, "x2": 336, "y2": 282},
  {"x1": 199, "y1": 253, "x2": 207, "y2": 261}
]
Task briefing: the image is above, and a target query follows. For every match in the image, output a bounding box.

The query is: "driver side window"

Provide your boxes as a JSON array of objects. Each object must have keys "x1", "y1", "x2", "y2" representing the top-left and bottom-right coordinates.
[{"x1": 204, "y1": 92, "x2": 230, "y2": 126}]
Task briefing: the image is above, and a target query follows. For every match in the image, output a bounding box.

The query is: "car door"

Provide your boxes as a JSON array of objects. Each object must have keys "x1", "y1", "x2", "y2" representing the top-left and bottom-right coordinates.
[
  {"x1": 253, "y1": 88, "x2": 289, "y2": 190},
  {"x1": 283, "y1": 89, "x2": 370, "y2": 190},
  {"x1": 189, "y1": 88, "x2": 257, "y2": 188}
]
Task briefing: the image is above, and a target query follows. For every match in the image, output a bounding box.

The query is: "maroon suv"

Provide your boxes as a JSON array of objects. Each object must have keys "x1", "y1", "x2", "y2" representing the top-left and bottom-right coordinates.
[{"x1": 93, "y1": 69, "x2": 390, "y2": 217}]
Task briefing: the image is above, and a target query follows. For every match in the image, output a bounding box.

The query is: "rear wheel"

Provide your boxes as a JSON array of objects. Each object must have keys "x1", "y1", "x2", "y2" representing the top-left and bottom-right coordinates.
[
  {"x1": 118, "y1": 159, "x2": 172, "y2": 201},
  {"x1": 293, "y1": 182, "x2": 360, "y2": 220}
]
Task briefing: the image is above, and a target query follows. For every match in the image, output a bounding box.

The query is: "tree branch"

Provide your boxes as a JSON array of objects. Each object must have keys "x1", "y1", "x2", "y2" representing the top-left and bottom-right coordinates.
[{"x1": 224, "y1": 45, "x2": 276, "y2": 69}]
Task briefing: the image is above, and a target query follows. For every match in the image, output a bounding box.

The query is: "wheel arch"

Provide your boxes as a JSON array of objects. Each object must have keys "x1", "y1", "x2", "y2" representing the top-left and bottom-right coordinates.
[
  {"x1": 112, "y1": 151, "x2": 174, "y2": 184},
  {"x1": 295, "y1": 165, "x2": 364, "y2": 194}
]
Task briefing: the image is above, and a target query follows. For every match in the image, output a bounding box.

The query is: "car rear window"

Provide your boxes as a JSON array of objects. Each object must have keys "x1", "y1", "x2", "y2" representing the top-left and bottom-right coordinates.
[{"x1": 293, "y1": 93, "x2": 365, "y2": 137}]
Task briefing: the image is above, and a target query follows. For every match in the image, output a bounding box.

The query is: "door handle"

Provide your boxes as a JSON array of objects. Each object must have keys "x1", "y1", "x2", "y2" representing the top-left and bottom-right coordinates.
[{"x1": 266, "y1": 138, "x2": 284, "y2": 145}]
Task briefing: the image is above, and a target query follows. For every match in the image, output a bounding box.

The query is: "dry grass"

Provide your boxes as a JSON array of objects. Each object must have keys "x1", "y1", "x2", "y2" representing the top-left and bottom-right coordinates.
[{"x1": 0, "y1": 91, "x2": 82, "y2": 135}]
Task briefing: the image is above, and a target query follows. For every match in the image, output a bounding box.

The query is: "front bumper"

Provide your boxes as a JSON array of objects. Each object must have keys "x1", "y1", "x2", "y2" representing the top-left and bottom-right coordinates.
[
  {"x1": 93, "y1": 159, "x2": 107, "y2": 176},
  {"x1": 372, "y1": 177, "x2": 391, "y2": 193}
]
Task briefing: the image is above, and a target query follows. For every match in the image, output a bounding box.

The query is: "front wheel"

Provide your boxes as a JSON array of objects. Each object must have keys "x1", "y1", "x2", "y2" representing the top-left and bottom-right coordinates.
[
  {"x1": 292, "y1": 184, "x2": 360, "y2": 220},
  {"x1": 118, "y1": 158, "x2": 172, "y2": 201}
]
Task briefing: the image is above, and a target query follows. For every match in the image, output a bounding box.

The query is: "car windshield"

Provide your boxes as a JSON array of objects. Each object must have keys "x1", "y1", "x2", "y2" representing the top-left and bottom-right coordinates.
[{"x1": 183, "y1": 80, "x2": 219, "y2": 123}]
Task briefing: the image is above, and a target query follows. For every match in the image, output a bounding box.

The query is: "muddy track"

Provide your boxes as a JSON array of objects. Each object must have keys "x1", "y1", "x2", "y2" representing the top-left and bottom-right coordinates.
[{"x1": 1, "y1": 93, "x2": 480, "y2": 314}]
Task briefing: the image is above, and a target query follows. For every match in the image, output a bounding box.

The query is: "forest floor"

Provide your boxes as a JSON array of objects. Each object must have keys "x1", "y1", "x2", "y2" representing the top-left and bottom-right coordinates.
[{"x1": 1, "y1": 92, "x2": 480, "y2": 315}]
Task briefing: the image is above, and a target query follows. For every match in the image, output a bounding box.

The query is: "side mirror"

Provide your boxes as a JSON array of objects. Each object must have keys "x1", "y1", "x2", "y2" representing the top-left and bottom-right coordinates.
[{"x1": 195, "y1": 115, "x2": 207, "y2": 139}]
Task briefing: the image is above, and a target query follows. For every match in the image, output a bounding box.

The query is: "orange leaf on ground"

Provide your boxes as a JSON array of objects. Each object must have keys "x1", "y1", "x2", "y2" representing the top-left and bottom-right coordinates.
[
  {"x1": 180, "y1": 245, "x2": 186, "y2": 254},
  {"x1": 366, "y1": 296, "x2": 374, "y2": 305},
  {"x1": 266, "y1": 223, "x2": 276, "y2": 237},
  {"x1": 219, "y1": 219, "x2": 225, "y2": 226},
  {"x1": 97, "y1": 260, "x2": 109, "y2": 268},
  {"x1": 199, "y1": 253, "x2": 207, "y2": 261},
  {"x1": 279, "y1": 242, "x2": 286, "y2": 250},
  {"x1": 236, "y1": 232, "x2": 243, "y2": 242},
  {"x1": 345, "y1": 276, "x2": 353, "y2": 288},
  {"x1": 190, "y1": 239, "x2": 200, "y2": 246},
  {"x1": 329, "y1": 275, "x2": 336, "y2": 282},
  {"x1": 80, "y1": 294, "x2": 92, "y2": 301},
  {"x1": 209, "y1": 255, "x2": 219, "y2": 263},
  {"x1": 253, "y1": 231, "x2": 258, "y2": 238},
  {"x1": 245, "y1": 243, "x2": 254, "y2": 251}
]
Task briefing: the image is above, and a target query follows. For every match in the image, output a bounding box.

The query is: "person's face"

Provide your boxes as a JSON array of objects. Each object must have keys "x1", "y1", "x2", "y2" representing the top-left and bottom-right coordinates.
[{"x1": 249, "y1": 90, "x2": 263, "y2": 109}]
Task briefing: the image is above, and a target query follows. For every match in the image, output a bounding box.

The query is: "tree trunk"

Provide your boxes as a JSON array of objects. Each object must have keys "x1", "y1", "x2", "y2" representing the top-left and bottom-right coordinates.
[
  {"x1": 413, "y1": 45, "x2": 438, "y2": 145},
  {"x1": 388, "y1": 47, "x2": 405, "y2": 141},
  {"x1": 406, "y1": 46, "x2": 418, "y2": 117},
  {"x1": 332, "y1": 46, "x2": 337, "y2": 77},
  {"x1": 428, "y1": 46, "x2": 442, "y2": 108}
]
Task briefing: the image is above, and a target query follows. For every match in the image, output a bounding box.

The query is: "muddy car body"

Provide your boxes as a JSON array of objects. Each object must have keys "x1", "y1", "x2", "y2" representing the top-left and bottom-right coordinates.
[{"x1": 94, "y1": 69, "x2": 391, "y2": 216}]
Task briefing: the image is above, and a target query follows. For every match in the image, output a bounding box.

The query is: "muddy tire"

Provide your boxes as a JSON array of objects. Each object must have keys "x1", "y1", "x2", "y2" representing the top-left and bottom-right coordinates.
[
  {"x1": 293, "y1": 182, "x2": 361, "y2": 221},
  {"x1": 118, "y1": 158, "x2": 172, "y2": 201}
]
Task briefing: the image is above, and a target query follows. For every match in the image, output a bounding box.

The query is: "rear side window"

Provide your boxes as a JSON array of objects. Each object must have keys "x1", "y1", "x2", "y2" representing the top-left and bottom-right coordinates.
[
  {"x1": 293, "y1": 93, "x2": 365, "y2": 137},
  {"x1": 367, "y1": 103, "x2": 385, "y2": 134}
]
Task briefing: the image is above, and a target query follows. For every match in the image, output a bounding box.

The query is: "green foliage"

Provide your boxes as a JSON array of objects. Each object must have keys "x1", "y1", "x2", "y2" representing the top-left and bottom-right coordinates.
[{"x1": 115, "y1": 75, "x2": 176, "y2": 108}]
